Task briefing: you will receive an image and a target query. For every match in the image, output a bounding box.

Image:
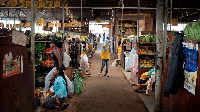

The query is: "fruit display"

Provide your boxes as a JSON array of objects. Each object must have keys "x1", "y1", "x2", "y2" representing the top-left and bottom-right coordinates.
[
  {"x1": 35, "y1": 43, "x2": 45, "y2": 53},
  {"x1": 45, "y1": 48, "x2": 53, "y2": 53},
  {"x1": 122, "y1": 38, "x2": 130, "y2": 44},
  {"x1": 139, "y1": 49, "x2": 154, "y2": 55},
  {"x1": 35, "y1": 33, "x2": 51, "y2": 41},
  {"x1": 42, "y1": 59, "x2": 54, "y2": 67},
  {"x1": 184, "y1": 22, "x2": 200, "y2": 42},
  {"x1": 139, "y1": 35, "x2": 156, "y2": 42},
  {"x1": 124, "y1": 42, "x2": 132, "y2": 46},
  {"x1": 139, "y1": 59, "x2": 155, "y2": 67}
]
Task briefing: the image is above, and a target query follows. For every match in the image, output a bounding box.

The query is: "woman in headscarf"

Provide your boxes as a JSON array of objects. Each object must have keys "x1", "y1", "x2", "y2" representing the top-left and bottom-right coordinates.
[{"x1": 99, "y1": 39, "x2": 110, "y2": 77}]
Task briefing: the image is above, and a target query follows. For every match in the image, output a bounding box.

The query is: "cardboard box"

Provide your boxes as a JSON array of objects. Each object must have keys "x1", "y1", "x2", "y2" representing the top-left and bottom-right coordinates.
[{"x1": 64, "y1": 67, "x2": 74, "y2": 81}]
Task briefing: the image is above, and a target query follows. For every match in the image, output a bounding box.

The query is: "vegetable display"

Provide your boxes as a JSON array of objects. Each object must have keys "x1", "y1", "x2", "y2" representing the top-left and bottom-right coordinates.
[
  {"x1": 35, "y1": 55, "x2": 42, "y2": 66},
  {"x1": 184, "y1": 22, "x2": 200, "y2": 42},
  {"x1": 122, "y1": 38, "x2": 130, "y2": 43},
  {"x1": 139, "y1": 35, "x2": 156, "y2": 42},
  {"x1": 35, "y1": 43, "x2": 45, "y2": 53}
]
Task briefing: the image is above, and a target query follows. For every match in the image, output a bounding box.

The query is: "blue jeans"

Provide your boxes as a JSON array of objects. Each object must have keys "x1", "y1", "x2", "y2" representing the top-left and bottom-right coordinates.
[{"x1": 100, "y1": 59, "x2": 109, "y2": 75}]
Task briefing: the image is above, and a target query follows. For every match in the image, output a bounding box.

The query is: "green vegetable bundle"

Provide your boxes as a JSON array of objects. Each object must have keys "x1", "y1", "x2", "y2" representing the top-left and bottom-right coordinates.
[
  {"x1": 35, "y1": 43, "x2": 45, "y2": 53},
  {"x1": 122, "y1": 38, "x2": 130, "y2": 43},
  {"x1": 184, "y1": 22, "x2": 200, "y2": 42},
  {"x1": 139, "y1": 35, "x2": 156, "y2": 42},
  {"x1": 35, "y1": 56, "x2": 42, "y2": 66}
]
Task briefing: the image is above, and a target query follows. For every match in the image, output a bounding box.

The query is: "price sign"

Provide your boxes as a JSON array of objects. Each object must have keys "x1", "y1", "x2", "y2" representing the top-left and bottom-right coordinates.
[
  {"x1": 46, "y1": 1, "x2": 53, "y2": 9},
  {"x1": 10, "y1": 24, "x2": 13, "y2": 28},
  {"x1": 35, "y1": 1, "x2": 38, "y2": 9},
  {"x1": 39, "y1": 1, "x2": 45, "y2": 9},
  {"x1": 49, "y1": 23, "x2": 54, "y2": 27},
  {"x1": 19, "y1": 0, "x2": 26, "y2": 8},
  {"x1": 54, "y1": 1, "x2": 60, "y2": 9},
  {"x1": 5, "y1": 0, "x2": 11, "y2": 7},
  {"x1": 64, "y1": 23, "x2": 68, "y2": 27},
  {"x1": 26, "y1": 1, "x2": 31, "y2": 8},
  {"x1": 11, "y1": 0, "x2": 17, "y2": 7},
  {"x1": 16, "y1": 24, "x2": 19, "y2": 28},
  {"x1": 172, "y1": 19, "x2": 178, "y2": 26}
]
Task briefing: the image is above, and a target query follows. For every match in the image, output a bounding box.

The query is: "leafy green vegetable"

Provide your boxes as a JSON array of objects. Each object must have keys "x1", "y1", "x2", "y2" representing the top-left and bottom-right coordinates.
[
  {"x1": 184, "y1": 22, "x2": 200, "y2": 42},
  {"x1": 35, "y1": 43, "x2": 45, "y2": 53}
]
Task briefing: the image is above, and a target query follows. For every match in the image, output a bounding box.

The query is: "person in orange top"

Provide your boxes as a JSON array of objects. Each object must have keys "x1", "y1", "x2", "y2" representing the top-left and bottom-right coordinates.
[{"x1": 99, "y1": 39, "x2": 110, "y2": 77}]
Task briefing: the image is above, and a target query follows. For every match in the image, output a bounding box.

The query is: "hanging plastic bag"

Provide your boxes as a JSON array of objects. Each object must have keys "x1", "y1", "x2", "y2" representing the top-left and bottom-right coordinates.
[
  {"x1": 73, "y1": 73, "x2": 83, "y2": 94},
  {"x1": 63, "y1": 52, "x2": 71, "y2": 67},
  {"x1": 127, "y1": 48, "x2": 136, "y2": 71}
]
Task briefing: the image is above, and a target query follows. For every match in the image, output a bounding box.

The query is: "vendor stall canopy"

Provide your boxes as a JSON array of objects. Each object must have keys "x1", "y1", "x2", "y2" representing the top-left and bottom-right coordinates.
[{"x1": 0, "y1": 0, "x2": 199, "y2": 23}]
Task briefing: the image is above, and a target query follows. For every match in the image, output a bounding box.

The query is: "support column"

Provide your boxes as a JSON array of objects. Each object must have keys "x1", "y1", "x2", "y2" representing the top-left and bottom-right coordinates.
[
  {"x1": 137, "y1": 0, "x2": 140, "y2": 41},
  {"x1": 62, "y1": 1, "x2": 65, "y2": 57},
  {"x1": 31, "y1": 0, "x2": 35, "y2": 99},
  {"x1": 114, "y1": 10, "x2": 118, "y2": 55},
  {"x1": 62, "y1": 2, "x2": 65, "y2": 33},
  {"x1": 163, "y1": 0, "x2": 168, "y2": 72},
  {"x1": 121, "y1": 0, "x2": 124, "y2": 39},
  {"x1": 170, "y1": 0, "x2": 172, "y2": 31},
  {"x1": 81, "y1": 0, "x2": 83, "y2": 21},
  {"x1": 155, "y1": 0, "x2": 164, "y2": 111},
  {"x1": 18, "y1": 10, "x2": 21, "y2": 31}
]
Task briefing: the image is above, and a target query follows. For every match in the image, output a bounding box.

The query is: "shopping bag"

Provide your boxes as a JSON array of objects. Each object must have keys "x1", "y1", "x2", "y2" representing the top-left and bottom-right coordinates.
[{"x1": 73, "y1": 73, "x2": 83, "y2": 94}]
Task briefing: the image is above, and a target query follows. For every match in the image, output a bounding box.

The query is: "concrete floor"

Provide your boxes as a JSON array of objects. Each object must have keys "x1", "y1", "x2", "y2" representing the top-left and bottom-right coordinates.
[
  {"x1": 122, "y1": 71, "x2": 155, "y2": 112},
  {"x1": 36, "y1": 42, "x2": 151, "y2": 112}
]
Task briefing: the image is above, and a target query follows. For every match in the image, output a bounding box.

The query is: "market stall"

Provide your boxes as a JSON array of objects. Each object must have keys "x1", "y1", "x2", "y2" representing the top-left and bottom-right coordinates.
[
  {"x1": 162, "y1": 22, "x2": 200, "y2": 111},
  {"x1": 0, "y1": 29, "x2": 34, "y2": 112}
]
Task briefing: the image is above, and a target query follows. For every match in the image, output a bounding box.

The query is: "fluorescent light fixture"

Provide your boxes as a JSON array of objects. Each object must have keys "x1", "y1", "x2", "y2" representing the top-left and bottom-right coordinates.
[{"x1": 193, "y1": 20, "x2": 197, "y2": 22}]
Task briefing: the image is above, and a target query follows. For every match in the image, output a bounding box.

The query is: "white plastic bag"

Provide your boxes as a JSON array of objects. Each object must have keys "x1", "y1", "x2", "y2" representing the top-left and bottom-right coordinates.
[
  {"x1": 63, "y1": 52, "x2": 71, "y2": 67},
  {"x1": 112, "y1": 61, "x2": 117, "y2": 67},
  {"x1": 80, "y1": 54, "x2": 89, "y2": 71},
  {"x1": 64, "y1": 74, "x2": 74, "y2": 94},
  {"x1": 127, "y1": 48, "x2": 138, "y2": 71},
  {"x1": 125, "y1": 57, "x2": 130, "y2": 71}
]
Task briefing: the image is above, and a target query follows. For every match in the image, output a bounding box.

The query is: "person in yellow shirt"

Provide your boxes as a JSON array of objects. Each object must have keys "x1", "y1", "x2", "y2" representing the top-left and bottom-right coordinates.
[{"x1": 99, "y1": 39, "x2": 110, "y2": 77}]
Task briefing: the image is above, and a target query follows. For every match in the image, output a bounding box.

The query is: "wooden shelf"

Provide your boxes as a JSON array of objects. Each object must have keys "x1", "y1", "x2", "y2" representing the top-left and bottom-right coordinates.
[
  {"x1": 140, "y1": 65, "x2": 155, "y2": 68},
  {"x1": 35, "y1": 41, "x2": 48, "y2": 42},
  {"x1": 35, "y1": 41, "x2": 63, "y2": 43},
  {"x1": 35, "y1": 53, "x2": 43, "y2": 54},
  {"x1": 137, "y1": 42, "x2": 156, "y2": 44},
  {"x1": 138, "y1": 53, "x2": 155, "y2": 56}
]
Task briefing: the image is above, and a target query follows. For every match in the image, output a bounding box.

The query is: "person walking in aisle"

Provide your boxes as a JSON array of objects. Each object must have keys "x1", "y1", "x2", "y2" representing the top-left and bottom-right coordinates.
[
  {"x1": 99, "y1": 39, "x2": 110, "y2": 77},
  {"x1": 69, "y1": 38, "x2": 79, "y2": 68},
  {"x1": 44, "y1": 38, "x2": 63, "y2": 93},
  {"x1": 43, "y1": 67, "x2": 68, "y2": 111}
]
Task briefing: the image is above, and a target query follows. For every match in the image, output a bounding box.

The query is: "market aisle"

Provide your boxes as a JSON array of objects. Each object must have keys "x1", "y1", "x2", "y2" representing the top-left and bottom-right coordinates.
[{"x1": 66, "y1": 42, "x2": 149, "y2": 112}]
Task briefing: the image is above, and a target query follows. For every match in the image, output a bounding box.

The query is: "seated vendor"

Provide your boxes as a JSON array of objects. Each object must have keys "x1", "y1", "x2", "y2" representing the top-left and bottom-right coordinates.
[
  {"x1": 43, "y1": 67, "x2": 68, "y2": 111},
  {"x1": 135, "y1": 68, "x2": 155, "y2": 93}
]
